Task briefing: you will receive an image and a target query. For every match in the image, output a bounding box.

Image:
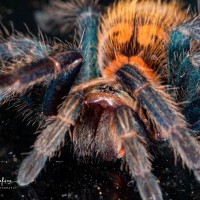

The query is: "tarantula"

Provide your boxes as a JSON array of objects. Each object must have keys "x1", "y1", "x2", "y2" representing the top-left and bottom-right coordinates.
[{"x1": 0, "y1": 0, "x2": 200, "y2": 200}]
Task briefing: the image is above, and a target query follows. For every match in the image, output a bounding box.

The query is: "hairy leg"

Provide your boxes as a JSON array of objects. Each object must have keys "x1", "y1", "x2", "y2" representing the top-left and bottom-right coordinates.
[
  {"x1": 116, "y1": 65, "x2": 200, "y2": 181},
  {"x1": 35, "y1": 0, "x2": 100, "y2": 83},
  {"x1": 17, "y1": 92, "x2": 84, "y2": 186},
  {"x1": 0, "y1": 49, "x2": 82, "y2": 101},
  {"x1": 168, "y1": 18, "x2": 200, "y2": 132},
  {"x1": 111, "y1": 105, "x2": 163, "y2": 200}
]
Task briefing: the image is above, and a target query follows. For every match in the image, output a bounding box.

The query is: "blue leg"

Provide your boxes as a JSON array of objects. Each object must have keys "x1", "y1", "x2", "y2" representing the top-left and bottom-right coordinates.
[
  {"x1": 35, "y1": 1, "x2": 100, "y2": 83},
  {"x1": 168, "y1": 19, "x2": 200, "y2": 132},
  {"x1": 41, "y1": 1, "x2": 100, "y2": 115}
]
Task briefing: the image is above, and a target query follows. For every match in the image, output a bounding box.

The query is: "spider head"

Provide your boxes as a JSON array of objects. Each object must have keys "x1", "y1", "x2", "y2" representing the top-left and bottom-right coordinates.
[{"x1": 72, "y1": 80, "x2": 133, "y2": 161}]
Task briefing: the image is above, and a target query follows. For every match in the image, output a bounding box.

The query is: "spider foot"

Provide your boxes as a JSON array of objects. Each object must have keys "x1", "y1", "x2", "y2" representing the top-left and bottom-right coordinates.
[
  {"x1": 135, "y1": 173, "x2": 162, "y2": 200},
  {"x1": 17, "y1": 150, "x2": 47, "y2": 186},
  {"x1": 124, "y1": 138, "x2": 163, "y2": 200}
]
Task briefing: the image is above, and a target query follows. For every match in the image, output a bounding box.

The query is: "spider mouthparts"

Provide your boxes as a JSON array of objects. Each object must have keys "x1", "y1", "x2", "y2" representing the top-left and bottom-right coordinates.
[{"x1": 85, "y1": 92, "x2": 123, "y2": 109}]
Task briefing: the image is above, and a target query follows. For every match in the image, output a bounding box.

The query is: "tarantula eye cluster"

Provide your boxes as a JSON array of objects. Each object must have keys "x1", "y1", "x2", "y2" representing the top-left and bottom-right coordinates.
[
  {"x1": 96, "y1": 85, "x2": 116, "y2": 94},
  {"x1": 0, "y1": 0, "x2": 200, "y2": 200}
]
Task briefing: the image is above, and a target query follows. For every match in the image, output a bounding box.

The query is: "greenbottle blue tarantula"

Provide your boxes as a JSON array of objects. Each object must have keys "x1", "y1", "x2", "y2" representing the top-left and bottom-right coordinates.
[{"x1": 0, "y1": 0, "x2": 200, "y2": 200}]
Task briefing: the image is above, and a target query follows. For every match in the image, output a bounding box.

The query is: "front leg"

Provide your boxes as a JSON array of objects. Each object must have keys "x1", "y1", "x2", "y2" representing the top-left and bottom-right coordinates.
[
  {"x1": 115, "y1": 65, "x2": 200, "y2": 182},
  {"x1": 17, "y1": 92, "x2": 84, "y2": 186},
  {"x1": 0, "y1": 49, "x2": 82, "y2": 101},
  {"x1": 111, "y1": 106, "x2": 163, "y2": 200},
  {"x1": 35, "y1": 0, "x2": 100, "y2": 83}
]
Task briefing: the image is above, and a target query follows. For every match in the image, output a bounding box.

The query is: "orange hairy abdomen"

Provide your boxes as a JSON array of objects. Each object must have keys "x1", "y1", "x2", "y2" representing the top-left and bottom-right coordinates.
[{"x1": 98, "y1": 0, "x2": 188, "y2": 81}]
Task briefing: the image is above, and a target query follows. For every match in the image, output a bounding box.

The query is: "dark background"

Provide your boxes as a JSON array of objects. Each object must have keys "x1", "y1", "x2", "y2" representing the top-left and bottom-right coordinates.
[{"x1": 0, "y1": 0, "x2": 200, "y2": 200}]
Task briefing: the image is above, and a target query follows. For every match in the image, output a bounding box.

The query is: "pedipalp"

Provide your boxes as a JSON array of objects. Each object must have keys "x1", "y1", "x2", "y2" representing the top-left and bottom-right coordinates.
[
  {"x1": 17, "y1": 92, "x2": 84, "y2": 186},
  {"x1": 111, "y1": 105, "x2": 163, "y2": 200}
]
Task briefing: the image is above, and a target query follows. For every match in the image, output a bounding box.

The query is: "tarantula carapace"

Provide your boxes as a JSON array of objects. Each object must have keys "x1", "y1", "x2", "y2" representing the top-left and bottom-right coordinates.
[{"x1": 0, "y1": 0, "x2": 200, "y2": 200}]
